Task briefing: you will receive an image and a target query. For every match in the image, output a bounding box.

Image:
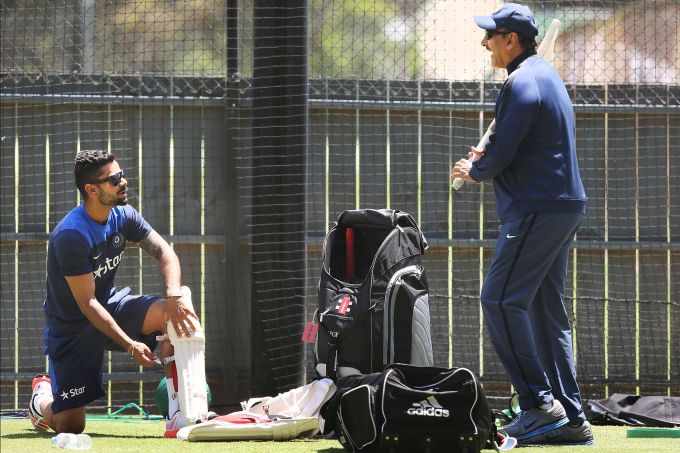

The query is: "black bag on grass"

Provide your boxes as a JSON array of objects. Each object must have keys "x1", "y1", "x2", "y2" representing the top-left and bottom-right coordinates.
[
  {"x1": 320, "y1": 364, "x2": 497, "y2": 453},
  {"x1": 586, "y1": 394, "x2": 680, "y2": 427},
  {"x1": 314, "y1": 209, "x2": 433, "y2": 379}
]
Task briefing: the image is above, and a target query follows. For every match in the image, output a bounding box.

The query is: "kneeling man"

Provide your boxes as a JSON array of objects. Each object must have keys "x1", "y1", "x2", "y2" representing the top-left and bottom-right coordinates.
[{"x1": 29, "y1": 149, "x2": 209, "y2": 438}]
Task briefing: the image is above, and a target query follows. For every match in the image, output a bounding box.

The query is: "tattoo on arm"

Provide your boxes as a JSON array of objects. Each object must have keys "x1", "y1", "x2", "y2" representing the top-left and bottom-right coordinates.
[{"x1": 138, "y1": 231, "x2": 165, "y2": 260}]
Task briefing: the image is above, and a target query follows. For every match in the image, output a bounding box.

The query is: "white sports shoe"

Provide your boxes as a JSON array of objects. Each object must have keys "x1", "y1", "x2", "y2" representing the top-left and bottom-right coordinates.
[
  {"x1": 165, "y1": 410, "x2": 218, "y2": 438},
  {"x1": 164, "y1": 410, "x2": 193, "y2": 438},
  {"x1": 28, "y1": 374, "x2": 52, "y2": 431}
]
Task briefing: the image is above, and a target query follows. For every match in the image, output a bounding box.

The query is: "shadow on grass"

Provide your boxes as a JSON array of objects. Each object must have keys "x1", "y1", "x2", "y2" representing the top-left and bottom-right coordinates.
[
  {"x1": 1, "y1": 430, "x2": 53, "y2": 440},
  {"x1": 2, "y1": 428, "x2": 152, "y2": 440}
]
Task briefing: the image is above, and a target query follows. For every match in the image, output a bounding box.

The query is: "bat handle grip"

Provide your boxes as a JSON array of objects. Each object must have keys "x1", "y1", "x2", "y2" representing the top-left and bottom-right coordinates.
[
  {"x1": 451, "y1": 153, "x2": 480, "y2": 190},
  {"x1": 452, "y1": 176, "x2": 465, "y2": 191},
  {"x1": 451, "y1": 124, "x2": 493, "y2": 190}
]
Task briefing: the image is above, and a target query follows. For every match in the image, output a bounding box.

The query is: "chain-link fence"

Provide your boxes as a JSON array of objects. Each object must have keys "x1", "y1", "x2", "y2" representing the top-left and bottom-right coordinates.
[{"x1": 1, "y1": 0, "x2": 678, "y2": 415}]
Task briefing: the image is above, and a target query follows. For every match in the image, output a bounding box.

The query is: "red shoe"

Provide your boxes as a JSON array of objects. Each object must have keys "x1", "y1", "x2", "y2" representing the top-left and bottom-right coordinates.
[{"x1": 28, "y1": 375, "x2": 52, "y2": 431}]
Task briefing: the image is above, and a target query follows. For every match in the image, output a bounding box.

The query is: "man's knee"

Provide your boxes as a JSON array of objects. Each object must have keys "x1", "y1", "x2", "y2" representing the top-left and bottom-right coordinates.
[
  {"x1": 53, "y1": 409, "x2": 86, "y2": 434},
  {"x1": 141, "y1": 299, "x2": 167, "y2": 335},
  {"x1": 55, "y1": 421, "x2": 85, "y2": 434},
  {"x1": 480, "y1": 292, "x2": 500, "y2": 313}
]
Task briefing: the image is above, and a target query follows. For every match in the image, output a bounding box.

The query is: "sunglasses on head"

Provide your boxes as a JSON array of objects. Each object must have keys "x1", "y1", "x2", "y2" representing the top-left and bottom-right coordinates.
[
  {"x1": 485, "y1": 29, "x2": 511, "y2": 40},
  {"x1": 91, "y1": 170, "x2": 125, "y2": 186}
]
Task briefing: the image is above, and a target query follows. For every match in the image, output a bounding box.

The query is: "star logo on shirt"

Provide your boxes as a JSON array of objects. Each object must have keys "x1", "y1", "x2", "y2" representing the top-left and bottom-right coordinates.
[
  {"x1": 93, "y1": 264, "x2": 107, "y2": 279},
  {"x1": 60, "y1": 390, "x2": 69, "y2": 400}
]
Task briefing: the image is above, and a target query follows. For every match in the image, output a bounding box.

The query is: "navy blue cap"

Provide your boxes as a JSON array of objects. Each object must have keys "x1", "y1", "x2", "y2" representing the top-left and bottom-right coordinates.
[{"x1": 474, "y1": 3, "x2": 538, "y2": 38}]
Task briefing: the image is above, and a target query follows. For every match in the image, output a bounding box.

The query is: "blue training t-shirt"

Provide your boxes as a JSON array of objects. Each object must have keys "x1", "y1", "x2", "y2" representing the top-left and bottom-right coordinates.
[
  {"x1": 468, "y1": 49, "x2": 586, "y2": 223},
  {"x1": 44, "y1": 204, "x2": 151, "y2": 334}
]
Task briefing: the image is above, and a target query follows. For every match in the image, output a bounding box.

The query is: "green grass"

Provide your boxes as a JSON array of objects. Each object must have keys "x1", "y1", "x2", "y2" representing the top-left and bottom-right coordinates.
[{"x1": 1, "y1": 418, "x2": 678, "y2": 452}]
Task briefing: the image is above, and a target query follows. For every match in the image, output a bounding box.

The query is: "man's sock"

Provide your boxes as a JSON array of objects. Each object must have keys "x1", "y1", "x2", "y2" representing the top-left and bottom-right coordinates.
[{"x1": 166, "y1": 378, "x2": 180, "y2": 418}]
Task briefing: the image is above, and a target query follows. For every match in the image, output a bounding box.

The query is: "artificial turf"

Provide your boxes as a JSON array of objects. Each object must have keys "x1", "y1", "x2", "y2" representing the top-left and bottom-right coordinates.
[{"x1": 1, "y1": 418, "x2": 678, "y2": 452}]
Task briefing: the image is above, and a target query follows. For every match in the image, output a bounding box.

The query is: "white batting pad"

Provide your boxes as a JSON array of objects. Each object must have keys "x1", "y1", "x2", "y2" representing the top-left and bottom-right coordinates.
[
  {"x1": 168, "y1": 286, "x2": 209, "y2": 422},
  {"x1": 176, "y1": 379, "x2": 338, "y2": 441},
  {"x1": 176, "y1": 415, "x2": 319, "y2": 441},
  {"x1": 240, "y1": 378, "x2": 336, "y2": 419}
]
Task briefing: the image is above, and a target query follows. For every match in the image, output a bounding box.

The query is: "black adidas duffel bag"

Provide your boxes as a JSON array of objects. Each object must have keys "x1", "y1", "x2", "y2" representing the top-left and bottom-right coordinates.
[{"x1": 321, "y1": 363, "x2": 497, "y2": 453}]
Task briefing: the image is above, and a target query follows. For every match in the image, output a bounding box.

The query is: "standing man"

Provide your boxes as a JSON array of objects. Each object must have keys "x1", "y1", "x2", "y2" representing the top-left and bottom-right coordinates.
[
  {"x1": 29, "y1": 150, "x2": 202, "y2": 437},
  {"x1": 451, "y1": 3, "x2": 593, "y2": 446}
]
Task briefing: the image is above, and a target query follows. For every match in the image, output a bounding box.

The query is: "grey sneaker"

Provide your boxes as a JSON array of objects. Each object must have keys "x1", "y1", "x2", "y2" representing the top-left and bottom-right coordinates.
[
  {"x1": 500, "y1": 399, "x2": 569, "y2": 441},
  {"x1": 521, "y1": 420, "x2": 595, "y2": 446}
]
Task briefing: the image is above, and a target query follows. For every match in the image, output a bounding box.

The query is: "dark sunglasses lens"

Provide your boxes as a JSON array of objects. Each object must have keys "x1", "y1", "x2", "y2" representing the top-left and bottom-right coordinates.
[
  {"x1": 486, "y1": 30, "x2": 508, "y2": 39},
  {"x1": 110, "y1": 171, "x2": 124, "y2": 185}
]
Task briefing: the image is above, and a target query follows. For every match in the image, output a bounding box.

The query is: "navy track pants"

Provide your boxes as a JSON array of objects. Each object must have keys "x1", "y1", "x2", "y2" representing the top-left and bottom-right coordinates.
[{"x1": 481, "y1": 211, "x2": 586, "y2": 423}]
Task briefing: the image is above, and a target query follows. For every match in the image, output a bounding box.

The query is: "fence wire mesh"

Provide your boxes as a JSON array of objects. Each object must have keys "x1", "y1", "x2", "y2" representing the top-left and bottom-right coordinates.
[{"x1": 1, "y1": 0, "x2": 678, "y2": 415}]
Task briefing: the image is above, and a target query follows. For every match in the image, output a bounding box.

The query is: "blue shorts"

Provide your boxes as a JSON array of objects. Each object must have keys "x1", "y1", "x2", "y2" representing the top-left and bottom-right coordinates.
[{"x1": 45, "y1": 287, "x2": 162, "y2": 414}]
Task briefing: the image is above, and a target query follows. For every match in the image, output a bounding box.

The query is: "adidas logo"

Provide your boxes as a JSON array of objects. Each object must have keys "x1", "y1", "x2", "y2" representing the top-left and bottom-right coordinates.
[{"x1": 406, "y1": 396, "x2": 450, "y2": 417}]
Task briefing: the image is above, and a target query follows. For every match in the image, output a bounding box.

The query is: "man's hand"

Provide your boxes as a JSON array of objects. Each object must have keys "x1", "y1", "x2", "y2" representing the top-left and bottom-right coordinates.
[
  {"x1": 451, "y1": 146, "x2": 484, "y2": 183},
  {"x1": 165, "y1": 295, "x2": 200, "y2": 337},
  {"x1": 129, "y1": 341, "x2": 158, "y2": 367}
]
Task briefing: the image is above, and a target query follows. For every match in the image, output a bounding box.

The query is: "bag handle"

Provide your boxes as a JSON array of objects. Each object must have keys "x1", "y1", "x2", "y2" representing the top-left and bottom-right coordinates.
[{"x1": 335, "y1": 209, "x2": 428, "y2": 254}]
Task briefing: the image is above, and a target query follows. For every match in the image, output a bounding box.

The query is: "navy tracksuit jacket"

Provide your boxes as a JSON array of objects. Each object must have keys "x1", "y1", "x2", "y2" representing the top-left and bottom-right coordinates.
[{"x1": 469, "y1": 49, "x2": 588, "y2": 423}]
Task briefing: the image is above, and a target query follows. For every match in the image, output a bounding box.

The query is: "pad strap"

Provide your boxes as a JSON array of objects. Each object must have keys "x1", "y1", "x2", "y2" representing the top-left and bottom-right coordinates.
[{"x1": 161, "y1": 355, "x2": 175, "y2": 365}]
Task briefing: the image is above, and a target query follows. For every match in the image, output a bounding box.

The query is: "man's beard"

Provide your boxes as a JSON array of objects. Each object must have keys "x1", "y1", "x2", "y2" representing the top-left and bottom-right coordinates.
[{"x1": 98, "y1": 189, "x2": 128, "y2": 206}]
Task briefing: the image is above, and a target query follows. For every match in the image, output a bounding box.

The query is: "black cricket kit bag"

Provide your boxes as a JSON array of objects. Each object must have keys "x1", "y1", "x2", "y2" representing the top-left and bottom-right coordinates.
[
  {"x1": 324, "y1": 364, "x2": 496, "y2": 453},
  {"x1": 314, "y1": 209, "x2": 434, "y2": 379}
]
